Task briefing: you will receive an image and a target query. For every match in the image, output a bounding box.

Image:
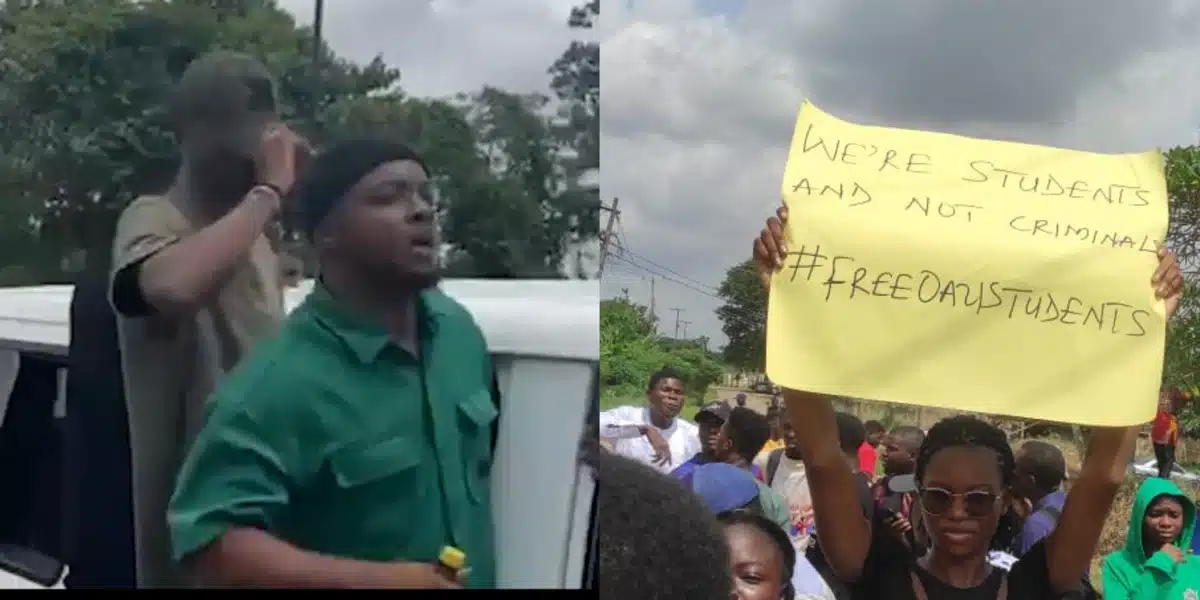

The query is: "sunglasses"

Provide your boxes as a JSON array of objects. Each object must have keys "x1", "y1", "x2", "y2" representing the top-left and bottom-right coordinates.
[{"x1": 918, "y1": 486, "x2": 1002, "y2": 518}]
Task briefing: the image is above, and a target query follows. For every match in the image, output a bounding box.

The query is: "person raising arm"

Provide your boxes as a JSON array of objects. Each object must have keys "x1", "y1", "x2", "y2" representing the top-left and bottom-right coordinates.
[{"x1": 752, "y1": 205, "x2": 1182, "y2": 598}]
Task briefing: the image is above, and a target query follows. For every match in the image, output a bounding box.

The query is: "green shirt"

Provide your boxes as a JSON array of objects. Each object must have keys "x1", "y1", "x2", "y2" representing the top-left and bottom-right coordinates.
[
  {"x1": 754, "y1": 480, "x2": 793, "y2": 533},
  {"x1": 168, "y1": 284, "x2": 498, "y2": 588}
]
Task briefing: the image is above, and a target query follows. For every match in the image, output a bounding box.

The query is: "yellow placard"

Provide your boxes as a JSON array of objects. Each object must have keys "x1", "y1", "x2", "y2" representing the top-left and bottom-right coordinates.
[{"x1": 766, "y1": 101, "x2": 1168, "y2": 426}]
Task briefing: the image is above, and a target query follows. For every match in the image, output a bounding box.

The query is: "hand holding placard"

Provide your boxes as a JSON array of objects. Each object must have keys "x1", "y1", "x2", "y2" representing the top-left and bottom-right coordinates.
[{"x1": 764, "y1": 101, "x2": 1171, "y2": 426}]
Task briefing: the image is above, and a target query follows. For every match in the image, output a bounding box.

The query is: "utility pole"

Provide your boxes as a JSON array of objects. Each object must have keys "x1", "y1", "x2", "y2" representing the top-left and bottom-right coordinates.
[
  {"x1": 648, "y1": 277, "x2": 656, "y2": 321},
  {"x1": 598, "y1": 197, "x2": 621, "y2": 277},
  {"x1": 670, "y1": 307, "x2": 684, "y2": 339},
  {"x1": 680, "y1": 320, "x2": 691, "y2": 339}
]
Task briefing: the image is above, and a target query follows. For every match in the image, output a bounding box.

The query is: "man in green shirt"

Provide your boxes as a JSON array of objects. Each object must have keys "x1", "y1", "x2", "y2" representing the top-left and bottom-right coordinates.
[{"x1": 167, "y1": 139, "x2": 497, "y2": 588}]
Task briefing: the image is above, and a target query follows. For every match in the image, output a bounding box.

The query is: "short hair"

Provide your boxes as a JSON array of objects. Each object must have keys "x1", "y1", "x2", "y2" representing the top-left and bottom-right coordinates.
[
  {"x1": 647, "y1": 367, "x2": 684, "y2": 392},
  {"x1": 590, "y1": 452, "x2": 731, "y2": 600},
  {"x1": 716, "y1": 511, "x2": 796, "y2": 600},
  {"x1": 890, "y1": 425, "x2": 926, "y2": 453},
  {"x1": 835, "y1": 412, "x2": 866, "y2": 455},
  {"x1": 170, "y1": 51, "x2": 276, "y2": 129},
  {"x1": 1017, "y1": 440, "x2": 1066, "y2": 491},
  {"x1": 864, "y1": 420, "x2": 885, "y2": 434},
  {"x1": 916, "y1": 415, "x2": 1017, "y2": 550},
  {"x1": 726, "y1": 407, "x2": 771, "y2": 460}
]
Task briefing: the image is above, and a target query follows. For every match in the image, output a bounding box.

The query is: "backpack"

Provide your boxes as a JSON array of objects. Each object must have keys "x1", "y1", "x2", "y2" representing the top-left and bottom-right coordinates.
[{"x1": 766, "y1": 448, "x2": 785, "y2": 485}]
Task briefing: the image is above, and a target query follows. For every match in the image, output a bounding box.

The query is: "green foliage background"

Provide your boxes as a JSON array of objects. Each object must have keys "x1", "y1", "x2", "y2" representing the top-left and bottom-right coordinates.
[
  {"x1": 0, "y1": 0, "x2": 599, "y2": 281},
  {"x1": 599, "y1": 297, "x2": 723, "y2": 409}
]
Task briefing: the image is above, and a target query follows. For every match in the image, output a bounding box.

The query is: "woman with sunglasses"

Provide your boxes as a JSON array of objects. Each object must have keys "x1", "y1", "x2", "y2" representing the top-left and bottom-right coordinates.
[{"x1": 751, "y1": 206, "x2": 1183, "y2": 599}]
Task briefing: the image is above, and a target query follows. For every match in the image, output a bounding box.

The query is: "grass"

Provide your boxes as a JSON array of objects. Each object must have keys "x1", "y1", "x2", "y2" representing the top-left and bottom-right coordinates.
[{"x1": 601, "y1": 385, "x2": 1198, "y2": 593}]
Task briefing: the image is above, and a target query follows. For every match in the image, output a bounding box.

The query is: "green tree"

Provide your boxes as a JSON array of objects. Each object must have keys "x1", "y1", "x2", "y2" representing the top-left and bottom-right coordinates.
[
  {"x1": 0, "y1": 0, "x2": 597, "y2": 282},
  {"x1": 548, "y1": 0, "x2": 598, "y2": 178},
  {"x1": 715, "y1": 258, "x2": 767, "y2": 373},
  {"x1": 601, "y1": 297, "x2": 723, "y2": 404},
  {"x1": 1164, "y1": 147, "x2": 1200, "y2": 410}
]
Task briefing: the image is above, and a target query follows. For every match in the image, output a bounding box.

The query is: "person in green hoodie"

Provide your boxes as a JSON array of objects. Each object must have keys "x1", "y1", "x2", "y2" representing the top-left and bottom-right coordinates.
[{"x1": 1102, "y1": 477, "x2": 1200, "y2": 600}]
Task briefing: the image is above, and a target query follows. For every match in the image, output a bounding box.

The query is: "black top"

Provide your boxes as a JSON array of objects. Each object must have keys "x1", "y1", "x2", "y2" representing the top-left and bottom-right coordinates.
[
  {"x1": 851, "y1": 539, "x2": 1059, "y2": 600},
  {"x1": 807, "y1": 472, "x2": 876, "y2": 600}
]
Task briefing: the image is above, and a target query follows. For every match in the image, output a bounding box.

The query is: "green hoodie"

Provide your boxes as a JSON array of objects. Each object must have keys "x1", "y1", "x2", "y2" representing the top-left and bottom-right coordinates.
[{"x1": 1102, "y1": 478, "x2": 1200, "y2": 600}]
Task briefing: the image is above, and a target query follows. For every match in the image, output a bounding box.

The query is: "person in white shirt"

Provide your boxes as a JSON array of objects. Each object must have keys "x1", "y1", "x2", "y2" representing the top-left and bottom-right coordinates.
[
  {"x1": 756, "y1": 407, "x2": 816, "y2": 551},
  {"x1": 599, "y1": 368, "x2": 701, "y2": 474}
]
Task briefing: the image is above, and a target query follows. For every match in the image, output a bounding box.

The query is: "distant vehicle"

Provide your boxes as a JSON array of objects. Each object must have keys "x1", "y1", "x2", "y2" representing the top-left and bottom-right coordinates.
[
  {"x1": 752, "y1": 380, "x2": 773, "y2": 394},
  {"x1": 1128, "y1": 458, "x2": 1200, "y2": 483}
]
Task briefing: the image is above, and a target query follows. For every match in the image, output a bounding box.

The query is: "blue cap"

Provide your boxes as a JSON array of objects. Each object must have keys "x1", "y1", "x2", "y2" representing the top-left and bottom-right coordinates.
[{"x1": 691, "y1": 463, "x2": 760, "y2": 514}]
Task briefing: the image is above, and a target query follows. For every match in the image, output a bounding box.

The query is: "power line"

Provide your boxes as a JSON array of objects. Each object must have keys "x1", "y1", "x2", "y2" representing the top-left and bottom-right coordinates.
[{"x1": 607, "y1": 253, "x2": 767, "y2": 326}]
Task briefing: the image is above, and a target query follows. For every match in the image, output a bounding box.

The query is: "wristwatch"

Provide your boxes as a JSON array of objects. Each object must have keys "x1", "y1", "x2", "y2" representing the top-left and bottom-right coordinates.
[{"x1": 246, "y1": 184, "x2": 283, "y2": 215}]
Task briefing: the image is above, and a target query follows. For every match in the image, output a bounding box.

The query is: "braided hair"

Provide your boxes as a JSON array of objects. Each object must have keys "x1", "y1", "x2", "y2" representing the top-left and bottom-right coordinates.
[
  {"x1": 914, "y1": 415, "x2": 1018, "y2": 551},
  {"x1": 717, "y1": 511, "x2": 797, "y2": 600}
]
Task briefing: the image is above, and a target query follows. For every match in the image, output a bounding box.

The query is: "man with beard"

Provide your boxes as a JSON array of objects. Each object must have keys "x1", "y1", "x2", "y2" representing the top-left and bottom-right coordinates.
[
  {"x1": 600, "y1": 369, "x2": 700, "y2": 474},
  {"x1": 669, "y1": 400, "x2": 730, "y2": 481},
  {"x1": 168, "y1": 139, "x2": 495, "y2": 588},
  {"x1": 109, "y1": 51, "x2": 307, "y2": 588}
]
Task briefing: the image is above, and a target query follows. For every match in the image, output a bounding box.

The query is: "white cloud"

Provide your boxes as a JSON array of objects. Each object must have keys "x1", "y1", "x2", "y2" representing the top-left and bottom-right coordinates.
[
  {"x1": 601, "y1": 0, "x2": 1200, "y2": 347},
  {"x1": 278, "y1": 0, "x2": 583, "y2": 99}
]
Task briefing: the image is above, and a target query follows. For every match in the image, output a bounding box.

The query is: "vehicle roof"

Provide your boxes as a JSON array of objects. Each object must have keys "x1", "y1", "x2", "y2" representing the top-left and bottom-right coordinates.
[{"x1": 0, "y1": 279, "x2": 598, "y2": 361}]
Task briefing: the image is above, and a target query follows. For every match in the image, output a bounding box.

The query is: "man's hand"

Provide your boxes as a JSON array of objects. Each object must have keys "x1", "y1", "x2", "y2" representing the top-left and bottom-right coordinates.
[
  {"x1": 884, "y1": 514, "x2": 913, "y2": 548},
  {"x1": 752, "y1": 205, "x2": 789, "y2": 290},
  {"x1": 1154, "y1": 247, "x2": 1184, "y2": 320},
  {"x1": 641, "y1": 425, "x2": 673, "y2": 467},
  {"x1": 255, "y1": 124, "x2": 312, "y2": 197},
  {"x1": 380, "y1": 562, "x2": 463, "y2": 589},
  {"x1": 1162, "y1": 543, "x2": 1186, "y2": 564}
]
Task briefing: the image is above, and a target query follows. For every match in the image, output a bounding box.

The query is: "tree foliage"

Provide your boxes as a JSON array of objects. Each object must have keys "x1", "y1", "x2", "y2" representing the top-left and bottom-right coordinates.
[
  {"x1": 600, "y1": 297, "x2": 723, "y2": 405},
  {"x1": 0, "y1": 0, "x2": 600, "y2": 282},
  {"x1": 715, "y1": 258, "x2": 767, "y2": 372}
]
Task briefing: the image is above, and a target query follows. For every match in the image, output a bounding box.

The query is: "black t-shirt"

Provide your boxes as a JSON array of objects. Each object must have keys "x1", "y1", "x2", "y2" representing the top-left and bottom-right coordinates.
[
  {"x1": 807, "y1": 472, "x2": 875, "y2": 599},
  {"x1": 851, "y1": 538, "x2": 1059, "y2": 600}
]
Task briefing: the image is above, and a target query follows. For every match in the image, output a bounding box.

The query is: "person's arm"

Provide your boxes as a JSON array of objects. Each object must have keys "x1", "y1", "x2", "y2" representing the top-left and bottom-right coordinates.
[
  {"x1": 1045, "y1": 249, "x2": 1183, "y2": 593},
  {"x1": 169, "y1": 378, "x2": 451, "y2": 589},
  {"x1": 755, "y1": 207, "x2": 871, "y2": 578},
  {"x1": 1043, "y1": 427, "x2": 1136, "y2": 593},
  {"x1": 110, "y1": 188, "x2": 280, "y2": 319},
  {"x1": 781, "y1": 388, "x2": 872, "y2": 580},
  {"x1": 110, "y1": 126, "x2": 302, "y2": 320},
  {"x1": 598, "y1": 408, "x2": 648, "y2": 440}
]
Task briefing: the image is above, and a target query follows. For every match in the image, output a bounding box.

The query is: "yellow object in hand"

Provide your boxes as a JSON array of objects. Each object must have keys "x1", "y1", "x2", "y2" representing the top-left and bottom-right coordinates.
[{"x1": 439, "y1": 546, "x2": 470, "y2": 579}]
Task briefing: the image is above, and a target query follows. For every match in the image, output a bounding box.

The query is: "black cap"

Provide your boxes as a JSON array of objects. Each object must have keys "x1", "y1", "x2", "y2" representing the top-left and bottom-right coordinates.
[{"x1": 696, "y1": 401, "x2": 732, "y2": 424}]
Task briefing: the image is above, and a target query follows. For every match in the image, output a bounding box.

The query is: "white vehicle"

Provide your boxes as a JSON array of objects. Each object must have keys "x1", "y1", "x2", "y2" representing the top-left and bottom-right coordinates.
[
  {"x1": 1129, "y1": 457, "x2": 1200, "y2": 482},
  {"x1": 0, "y1": 279, "x2": 599, "y2": 589}
]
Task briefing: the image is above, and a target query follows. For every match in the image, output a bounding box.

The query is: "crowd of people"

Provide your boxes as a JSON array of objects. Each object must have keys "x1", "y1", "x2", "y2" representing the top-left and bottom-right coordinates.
[{"x1": 596, "y1": 206, "x2": 1196, "y2": 600}]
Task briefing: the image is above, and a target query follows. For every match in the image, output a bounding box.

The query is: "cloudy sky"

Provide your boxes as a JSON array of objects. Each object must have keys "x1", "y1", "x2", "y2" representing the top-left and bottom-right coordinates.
[
  {"x1": 277, "y1": 0, "x2": 581, "y2": 100},
  {"x1": 601, "y1": 0, "x2": 1200, "y2": 347}
]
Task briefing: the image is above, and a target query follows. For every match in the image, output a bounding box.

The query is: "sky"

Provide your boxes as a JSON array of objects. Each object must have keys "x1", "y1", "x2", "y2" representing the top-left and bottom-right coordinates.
[
  {"x1": 277, "y1": 0, "x2": 584, "y2": 99},
  {"x1": 600, "y1": 0, "x2": 1200, "y2": 348}
]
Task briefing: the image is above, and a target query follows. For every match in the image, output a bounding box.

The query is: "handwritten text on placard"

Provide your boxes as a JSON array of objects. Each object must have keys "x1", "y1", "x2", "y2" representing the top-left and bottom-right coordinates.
[{"x1": 765, "y1": 101, "x2": 1168, "y2": 426}]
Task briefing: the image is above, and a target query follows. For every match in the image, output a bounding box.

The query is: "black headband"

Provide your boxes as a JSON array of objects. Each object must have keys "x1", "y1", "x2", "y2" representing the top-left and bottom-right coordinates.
[{"x1": 292, "y1": 138, "x2": 427, "y2": 237}]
